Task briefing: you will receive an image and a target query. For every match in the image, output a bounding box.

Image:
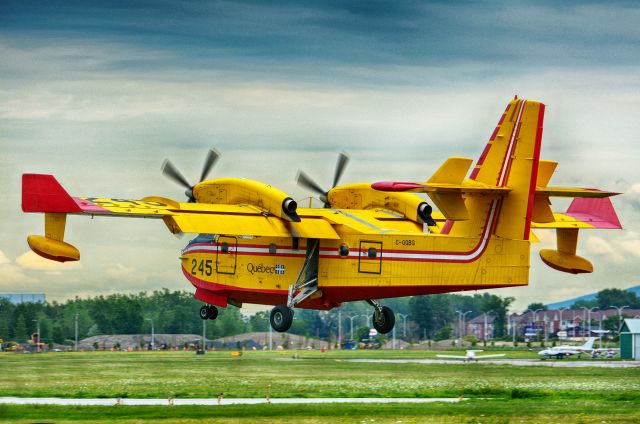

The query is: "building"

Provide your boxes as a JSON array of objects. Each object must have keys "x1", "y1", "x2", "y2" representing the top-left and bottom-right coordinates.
[
  {"x1": 620, "y1": 319, "x2": 640, "y2": 360},
  {"x1": 468, "y1": 313, "x2": 495, "y2": 340},
  {"x1": 511, "y1": 308, "x2": 640, "y2": 339},
  {"x1": 0, "y1": 293, "x2": 46, "y2": 304}
]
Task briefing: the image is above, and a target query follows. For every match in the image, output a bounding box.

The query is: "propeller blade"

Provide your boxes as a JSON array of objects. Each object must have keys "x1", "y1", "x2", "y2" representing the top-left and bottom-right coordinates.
[
  {"x1": 199, "y1": 148, "x2": 220, "y2": 182},
  {"x1": 332, "y1": 152, "x2": 350, "y2": 188},
  {"x1": 161, "y1": 159, "x2": 192, "y2": 190},
  {"x1": 296, "y1": 170, "x2": 327, "y2": 197}
]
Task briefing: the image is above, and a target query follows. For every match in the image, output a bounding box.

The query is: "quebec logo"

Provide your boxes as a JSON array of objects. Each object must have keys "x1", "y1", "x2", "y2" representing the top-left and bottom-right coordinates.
[{"x1": 275, "y1": 264, "x2": 285, "y2": 275}]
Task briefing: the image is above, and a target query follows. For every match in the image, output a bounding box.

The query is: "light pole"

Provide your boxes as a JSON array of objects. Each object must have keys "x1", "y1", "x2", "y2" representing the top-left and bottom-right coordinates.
[
  {"x1": 392, "y1": 326, "x2": 396, "y2": 350},
  {"x1": 455, "y1": 310, "x2": 472, "y2": 342},
  {"x1": 483, "y1": 311, "x2": 494, "y2": 341},
  {"x1": 397, "y1": 313, "x2": 409, "y2": 338},
  {"x1": 361, "y1": 314, "x2": 371, "y2": 328},
  {"x1": 580, "y1": 307, "x2": 589, "y2": 337},
  {"x1": 145, "y1": 318, "x2": 155, "y2": 351},
  {"x1": 558, "y1": 307, "x2": 569, "y2": 334},
  {"x1": 74, "y1": 312, "x2": 79, "y2": 351},
  {"x1": 32, "y1": 319, "x2": 40, "y2": 352},
  {"x1": 609, "y1": 305, "x2": 629, "y2": 330},
  {"x1": 346, "y1": 315, "x2": 359, "y2": 341},
  {"x1": 571, "y1": 312, "x2": 580, "y2": 337},
  {"x1": 338, "y1": 309, "x2": 342, "y2": 349},
  {"x1": 587, "y1": 307, "x2": 598, "y2": 338},
  {"x1": 269, "y1": 321, "x2": 272, "y2": 350},
  {"x1": 532, "y1": 309, "x2": 543, "y2": 341}
]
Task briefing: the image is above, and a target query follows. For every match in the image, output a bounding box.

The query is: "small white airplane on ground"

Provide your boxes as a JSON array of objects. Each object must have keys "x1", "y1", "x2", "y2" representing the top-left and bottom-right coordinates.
[
  {"x1": 436, "y1": 350, "x2": 506, "y2": 363},
  {"x1": 538, "y1": 337, "x2": 596, "y2": 359}
]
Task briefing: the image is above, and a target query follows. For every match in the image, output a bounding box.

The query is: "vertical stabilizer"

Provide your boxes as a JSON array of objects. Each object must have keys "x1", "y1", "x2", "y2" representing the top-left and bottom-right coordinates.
[{"x1": 449, "y1": 98, "x2": 544, "y2": 240}]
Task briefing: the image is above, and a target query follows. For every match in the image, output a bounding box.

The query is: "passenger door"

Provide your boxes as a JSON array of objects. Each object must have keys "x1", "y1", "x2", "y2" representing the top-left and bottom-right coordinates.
[
  {"x1": 358, "y1": 240, "x2": 382, "y2": 274},
  {"x1": 216, "y1": 236, "x2": 237, "y2": 274}
]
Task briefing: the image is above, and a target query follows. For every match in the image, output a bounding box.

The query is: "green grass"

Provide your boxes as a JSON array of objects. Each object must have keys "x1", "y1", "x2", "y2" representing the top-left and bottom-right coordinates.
[
  {"x1": 1, "y1": 350, "x2": 639, "y2": 422},
  {"x1": 1, "y1": 400, "x2": 639, "y2": 423}
]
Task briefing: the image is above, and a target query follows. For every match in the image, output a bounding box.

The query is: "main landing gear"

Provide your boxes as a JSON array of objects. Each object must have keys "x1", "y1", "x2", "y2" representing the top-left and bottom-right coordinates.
[
  {"x1": 368, "y1": 299, "x2": 395, "y2": 334},
  {"x1": 199, "y1": 305, "x2": 218, "y2": 320},
  {"x1": 270, "y1": 305, "x2": 294, "y2": 332}
]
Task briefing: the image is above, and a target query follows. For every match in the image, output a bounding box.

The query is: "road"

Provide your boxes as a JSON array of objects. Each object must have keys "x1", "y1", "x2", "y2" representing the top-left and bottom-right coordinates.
[
  {"x1": 342, "y1": 358, "x2": 640, "y2": 367},
  {"x1": 0, "y1": 397, "x2": 466, "y2": 406}
]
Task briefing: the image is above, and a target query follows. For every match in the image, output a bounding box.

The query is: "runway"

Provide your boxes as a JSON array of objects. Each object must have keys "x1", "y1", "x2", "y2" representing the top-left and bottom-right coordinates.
[
  {"x1": 0, "y1": 397, "x2": 467, "y2": 406},
  {"x1": 342, "y1": 358, "x2": 640, "y2": 368}
]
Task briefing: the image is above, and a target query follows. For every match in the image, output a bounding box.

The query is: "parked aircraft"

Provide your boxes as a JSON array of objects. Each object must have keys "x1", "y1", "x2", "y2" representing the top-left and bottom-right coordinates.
[
  {"x1": 437, "y1": 350, "x2": 506, "y2": 362},
  {"x1": 538, "y1": 337, "x2": 597, "y2": 359},
  {"x1": 21, "y1": 97, "x2": 621, "y2": 334}
]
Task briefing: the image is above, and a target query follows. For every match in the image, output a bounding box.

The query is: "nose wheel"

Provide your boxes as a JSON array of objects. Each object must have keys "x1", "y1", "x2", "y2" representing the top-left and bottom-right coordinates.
[
  {"x1": 270, "y1": 305, "x2": 294, "y2": 332},
  {"x1": 199, "y1": 305, "x2": 218, "y2": 320}
]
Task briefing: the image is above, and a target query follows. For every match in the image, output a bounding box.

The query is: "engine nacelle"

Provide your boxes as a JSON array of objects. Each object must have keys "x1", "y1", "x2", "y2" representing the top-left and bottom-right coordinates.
[
  {"x1": 328, "y1": 183, "x2": 435, "y2": 225},
  {"x1": 193, "y1": 178, "x2": 300, "y2": 222}
]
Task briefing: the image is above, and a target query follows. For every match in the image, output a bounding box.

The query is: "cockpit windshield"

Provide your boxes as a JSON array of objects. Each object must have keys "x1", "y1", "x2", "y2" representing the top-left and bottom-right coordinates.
[{"x1": 190, "y1": 233, "x2": 216, "y2": 244}]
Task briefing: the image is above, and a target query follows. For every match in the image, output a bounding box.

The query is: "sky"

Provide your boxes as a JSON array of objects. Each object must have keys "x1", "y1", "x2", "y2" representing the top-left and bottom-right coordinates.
[{"x1": 1, "y1": 0, "x2": 639, "y2": 312}]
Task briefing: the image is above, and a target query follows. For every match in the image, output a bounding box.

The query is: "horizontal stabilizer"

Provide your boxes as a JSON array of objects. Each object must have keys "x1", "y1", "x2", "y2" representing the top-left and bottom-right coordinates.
[
  {"x1": 532, "y1": 197, "x2": 622, "y2": 229},
  {"x1": 566, "y1": 197, "x2": 622, "y2": 229},
  {"x1": 427, "y1": 157, "x2": 473, "y2": 185},
  {"x1": 536, "y1": 187, "x2": 619, "y2": 198}
]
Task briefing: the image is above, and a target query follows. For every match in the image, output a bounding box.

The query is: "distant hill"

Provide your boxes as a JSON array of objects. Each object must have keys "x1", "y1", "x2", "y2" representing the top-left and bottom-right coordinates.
[{"x1": 547, "y1": 285, "x2": 640, "y2": 309}]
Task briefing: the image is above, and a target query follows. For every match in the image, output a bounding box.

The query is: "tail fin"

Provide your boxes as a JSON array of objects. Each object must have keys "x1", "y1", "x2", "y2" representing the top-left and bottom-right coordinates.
[
  {"x1": 449, "y1": 97, "x2": 544, "y2": 240},
  {"x1": 581, "y1": 337, "x2": 596, "y2": 350}
]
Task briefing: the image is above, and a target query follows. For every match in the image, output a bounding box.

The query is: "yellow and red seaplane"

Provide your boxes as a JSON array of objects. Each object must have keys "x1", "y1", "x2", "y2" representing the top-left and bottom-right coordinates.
[{"x1": 22, "y1": 97, "x2": 621, "y2": 333}]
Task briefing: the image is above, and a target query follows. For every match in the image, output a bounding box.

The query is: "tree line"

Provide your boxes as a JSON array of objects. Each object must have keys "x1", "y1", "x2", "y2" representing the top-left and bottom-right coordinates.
[
  {"x1": 0, "y1": 287, "x2": 635, "y2": 346},
  {"x1": 0, "y1": 289, "x2": 514, "y2": 345}
]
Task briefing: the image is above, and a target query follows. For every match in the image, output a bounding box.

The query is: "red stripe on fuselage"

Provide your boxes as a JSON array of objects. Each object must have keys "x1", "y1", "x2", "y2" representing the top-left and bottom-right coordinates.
[
  {"x1": 523, "y1": 103, "x2": 545, "y2": 240},
  {"x1": 186, "y1": 265, "x2": 525, "y2": 307}
]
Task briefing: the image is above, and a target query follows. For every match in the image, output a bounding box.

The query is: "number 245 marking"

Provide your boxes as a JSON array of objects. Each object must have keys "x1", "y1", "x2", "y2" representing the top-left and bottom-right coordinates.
[{"x1": 191, "y1": 259, "x2": 213, "y2": 276}]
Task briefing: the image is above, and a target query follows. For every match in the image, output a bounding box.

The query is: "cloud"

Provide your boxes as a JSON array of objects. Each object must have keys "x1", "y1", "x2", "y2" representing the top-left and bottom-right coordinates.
[
  {"x1": 15, "y1": 251, "x2": 82, "y2": 273},
  {"x1": 0, "y1": 250, "x2": 37, "y2": 286},
  {"x1": 583, "y1": 232, "x2": 640, "y2": 264},
  {"x1": 105, "y1": 263, "x2": 135, "y2": 279},
  {"x1": 1, "y1": 0, "x2": 639, "y2": 308}
]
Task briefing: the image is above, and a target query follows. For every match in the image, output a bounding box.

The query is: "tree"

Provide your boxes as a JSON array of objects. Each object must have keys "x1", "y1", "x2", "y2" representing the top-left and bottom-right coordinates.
[
  {"x1": 481, "y1": 295, "x2": 514, "y2": 338},
  {"x1": 572, "y1": 299, "x2": 598, "y2": 309},
  {"x1": 526, "y1": 302, "x2": 547, "y2": 312},
  {"x1": 596, "y1": 288, "x2": 640, "y2": 310},
  {"x1": 410, "y1": 294, "x2": 454, "y2": 338},
  {"x1": 13, "y1": 314, "x2": 28, "y2": 341}
]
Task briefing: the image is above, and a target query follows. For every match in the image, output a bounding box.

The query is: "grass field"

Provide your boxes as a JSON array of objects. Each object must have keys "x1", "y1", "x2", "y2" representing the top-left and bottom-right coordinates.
[{"x1": 1, "y1": 350, "x2": 639, "y2": 423}]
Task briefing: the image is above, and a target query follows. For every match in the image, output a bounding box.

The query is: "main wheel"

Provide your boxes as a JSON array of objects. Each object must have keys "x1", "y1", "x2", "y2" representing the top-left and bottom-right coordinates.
[
  {"x1": 372, "y1": 306, "x2": 395, "y2": 334},
  {"x1": 208, "y1": 305, "x2": 218, "y2": 320},
  {"x1": 270, "y1": 305, "x2": 293, "y2": 332},
  {"x1": 199, "y1": 305, "x2": 211, "y2": 320}
]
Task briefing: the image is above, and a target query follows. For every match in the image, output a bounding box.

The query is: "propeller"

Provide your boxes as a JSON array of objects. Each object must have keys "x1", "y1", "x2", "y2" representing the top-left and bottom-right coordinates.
[
  {"x1": 162, "y1": 149, "x2": 220, "y2": 202},
  {"x1": 296, "y1": 152, "x2": 350, "y2": 208}
]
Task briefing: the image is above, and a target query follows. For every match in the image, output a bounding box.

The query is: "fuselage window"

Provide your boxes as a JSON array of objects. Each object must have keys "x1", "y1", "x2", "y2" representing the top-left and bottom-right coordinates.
[
  {"x1": 339, "y1": 244, "x2": 349, "y2": 257},
  {"x1": 221, "y1": 242, "x2": 229, "y2": 253},
  {"x1": 367, "y1": 247, "x2": 377, "y2": 259},
  {"x1": 269, "y1": 243, "x2": 277, "y2": 254}
]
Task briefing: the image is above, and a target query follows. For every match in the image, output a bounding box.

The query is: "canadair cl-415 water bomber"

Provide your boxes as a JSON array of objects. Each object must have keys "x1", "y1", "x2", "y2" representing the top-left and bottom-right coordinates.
[{"x1": 22, "y1": 97, "x2": 621, "y2": 334}]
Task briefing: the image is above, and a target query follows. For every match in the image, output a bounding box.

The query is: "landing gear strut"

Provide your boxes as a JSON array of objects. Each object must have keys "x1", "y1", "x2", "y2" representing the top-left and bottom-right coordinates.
[
  {"x1": 367, "y1": 299, "x2": 395, "y2": 334},
  {"x1": 199, "y1": 305, "x2": 218, "y2": 320},
  {"x1": 270, "y1": 305, "x2": 294, "y2": 332}
]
